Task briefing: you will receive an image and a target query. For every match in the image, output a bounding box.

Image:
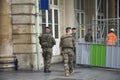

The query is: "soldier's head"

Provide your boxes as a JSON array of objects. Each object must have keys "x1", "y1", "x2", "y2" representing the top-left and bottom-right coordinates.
[
  {"x1": 45, "y1": 27, "x2": 51, "y2": 33},
  {"x1": 88, "y1": 28, "x2": 92, "y2": 34},
  {"x1": 66, "y1": 27, "x2": 72, "y2": 35},
  {"x1": 72, "y1": 27, "x2": 76, "y2": 34}
]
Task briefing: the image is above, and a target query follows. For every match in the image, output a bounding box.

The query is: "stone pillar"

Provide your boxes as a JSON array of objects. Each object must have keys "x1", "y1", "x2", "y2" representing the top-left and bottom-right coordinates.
[
  {"x1": 0, "y1": 0, "x2": 14, "y2": 70},
  {"x1": 108, "y1": 0, "x2": 116, "y2": 18},
  {"x1": 65, "y1": 0, "x2": 75, "y2": 27}
]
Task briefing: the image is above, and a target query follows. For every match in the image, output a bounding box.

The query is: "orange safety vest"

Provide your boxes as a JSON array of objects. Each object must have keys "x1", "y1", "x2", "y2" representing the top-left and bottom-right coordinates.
[{"x1": 106, "y1": 33, "x2": 117, "y2": 45}]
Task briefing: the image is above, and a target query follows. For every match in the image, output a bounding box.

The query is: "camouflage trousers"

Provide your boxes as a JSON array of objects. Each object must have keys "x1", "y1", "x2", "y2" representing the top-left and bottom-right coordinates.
[
  {"x1": 42, "y1": 48, "x2": 52, "y2": 70},
  {"x1": 62, "y1": 48, "x2": 74, "y2": 73}
]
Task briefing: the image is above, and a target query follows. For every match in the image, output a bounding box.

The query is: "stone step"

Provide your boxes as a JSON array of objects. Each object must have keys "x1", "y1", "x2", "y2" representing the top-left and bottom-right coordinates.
[
  {"x1": 0, "y1": 56, "x2": 18, "y2": 71},
  {"x1": 0, "y1": 63, "x2": 15, "y2": 68},
  {"x1": 0, "y1": 58, "x2": 14, "y2": 62}
]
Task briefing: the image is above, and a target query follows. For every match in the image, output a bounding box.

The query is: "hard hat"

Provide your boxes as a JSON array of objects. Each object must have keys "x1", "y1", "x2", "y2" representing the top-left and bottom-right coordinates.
[{"x1": 110, "y1": 28, "x2": 115, "y2": 32}]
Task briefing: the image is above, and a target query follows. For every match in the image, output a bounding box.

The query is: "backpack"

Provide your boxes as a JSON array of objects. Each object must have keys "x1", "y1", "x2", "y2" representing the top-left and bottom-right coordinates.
[{"x1": 39, "y1": 34, "x2": 56, "y2": 48}]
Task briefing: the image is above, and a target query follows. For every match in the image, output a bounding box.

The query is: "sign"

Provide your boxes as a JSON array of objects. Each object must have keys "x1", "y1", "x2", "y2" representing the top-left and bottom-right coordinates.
[
  {"x1": 80, "y1": 27, "x2": 86, "y2": 30},
  {"x1": 40, "y1": 0, "x2": 49, "y2": 10}
]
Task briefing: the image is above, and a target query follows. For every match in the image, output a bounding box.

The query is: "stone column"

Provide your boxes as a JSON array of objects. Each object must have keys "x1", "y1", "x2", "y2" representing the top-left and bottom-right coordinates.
[
  {"x1": 65, "y1": 0, "x2": 75, "y2": 27},
  {"x1": 0, "y1": 0, "x2": 13, "y2": 70},
  {"x1": 108, "y1": 0, "x2": 116, "y2": 18}
]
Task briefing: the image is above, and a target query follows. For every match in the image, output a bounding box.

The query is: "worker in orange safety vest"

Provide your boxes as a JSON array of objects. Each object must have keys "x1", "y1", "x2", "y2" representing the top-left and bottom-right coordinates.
[{"x1": 106, "y1": 28, "x2": 117, "y2": 45}]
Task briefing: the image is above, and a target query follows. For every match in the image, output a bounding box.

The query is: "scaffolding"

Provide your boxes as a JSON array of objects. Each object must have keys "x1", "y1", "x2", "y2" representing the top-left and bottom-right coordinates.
[
  {"x1": 75, "y1": 0, "x2": 120, "y2": 46},
  {"x1": 94, "y1": 0, "x2": 120, "y2": 46},
  {"x1": 93, "y1": 18, "x2": 120, "y2": 45},
  {"x1": 75, "y1": 0, "x2": 120, "y2": 68}
]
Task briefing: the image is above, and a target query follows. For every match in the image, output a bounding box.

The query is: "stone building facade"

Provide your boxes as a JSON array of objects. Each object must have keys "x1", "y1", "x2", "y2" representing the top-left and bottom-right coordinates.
[{"x1": 0, "y1": 0, "x2": 118, "y2": 70}]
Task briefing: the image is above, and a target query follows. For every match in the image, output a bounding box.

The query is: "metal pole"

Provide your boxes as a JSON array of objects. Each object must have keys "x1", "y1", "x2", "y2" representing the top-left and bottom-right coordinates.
[
  {"x1": 97, "y1": 17, "x2": 120, "y2": 20},
  {"x1": 117, "y1": 0, "x2": 120, "y2": 68},
  {"x1": 117, "y1": 0, "x2": 119, "y2": 46},
  {"x1": 95, "y1": 0, "x2": 98, "y2": 43},
  {"x1": 35, "y1": 0, "x2": 40, "y2": 70},
  {"x1": 97, "y1": 0, "x2": 102, "y2": 14},
  {"x1": 106, "y1": 0, "x2": 108, "y2": 35},
  {"x1": 92, "y1": 16, "x2": 95, "y2": 43}
]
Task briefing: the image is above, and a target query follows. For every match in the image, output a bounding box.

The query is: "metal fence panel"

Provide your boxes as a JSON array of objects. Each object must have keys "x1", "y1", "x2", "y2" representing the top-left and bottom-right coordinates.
[
  {"x1": 76, "y1": 43, "x2": 91, "y2": 65},
  {"x1": 76, "y1": 43, "x2": 82, "y2": 64},
  {"x1": 76, "y1": 43, "x2": 120, "y2": 68},
  {"x1": 106, "y1": 46, "x2": 120, "y2": 68},
  {"x1": 90, "y1": 44, "x2": 106, "y2": 67}
]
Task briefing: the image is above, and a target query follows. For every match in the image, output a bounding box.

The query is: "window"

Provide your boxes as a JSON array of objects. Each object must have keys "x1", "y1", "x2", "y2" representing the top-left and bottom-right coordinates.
[
  {"x1": 81, "y1": 13, "x2": 85, "y2": 38},
  {"x1": 74, "y1": 0, "x2": 85, "y2": 41},
  {"x1": 48, "y1": 10, "x2": 52, "y2": 23},
  {"x1": 74, "y1": 0, "x2": 84, "y2": 10},
  {"x1": 74, "y1": 0, "x2": 80, "y2": 9},
  {"x1": 81, "y1": 0, "x2": 84, "y2": 10},
  {"x1": 42, "y1": 11, "x2": 46, "y2": 23},
  {"x1": 41, "y1": 0, "x2": 59, "y2": 39},
  {"x1": 54, "y1": 0, "x2": 58, "y2": 5},
  {"x1": 50, "y1": 0, "x2": 52, "y2": 4},
  {"x1": 54, "y1": 10, "x2": 59, "y2": 38},
  {"x1": 42, "y1": 11, "x2": 46, "y2": 33},
  {"x1": 50, "y1": 0, "x2": 58, "y2": 6}
]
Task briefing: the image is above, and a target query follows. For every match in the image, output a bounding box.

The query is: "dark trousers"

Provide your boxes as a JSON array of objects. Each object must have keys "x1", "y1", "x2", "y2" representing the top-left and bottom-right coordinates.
[{"x1": 42, "y1": 48, "x2": 52, "y2": 70}]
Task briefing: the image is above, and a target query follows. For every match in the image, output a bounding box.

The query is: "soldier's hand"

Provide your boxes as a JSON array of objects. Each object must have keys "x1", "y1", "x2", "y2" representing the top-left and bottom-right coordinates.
[
  {"x1": 42, "y1": 53, "x2": 45, "y2": 57},
  {"x1": 60, "y1": 51, "x2": 63, "y2": 55}
]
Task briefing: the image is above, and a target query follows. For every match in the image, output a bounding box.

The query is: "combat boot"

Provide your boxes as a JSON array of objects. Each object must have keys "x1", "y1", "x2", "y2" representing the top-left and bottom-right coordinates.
[
  {"x1": 46, "y1": 69, "x2": 51, "y2": 73},
  {"x1": 65, "y1": 72, "x2": 70, "y2": 77},
  {"x1": 69, "y1": 70, "x2": 74, "y2": 75},
  {"x1": 44, "y1": 68, "x2": 47, "y2": 73}
]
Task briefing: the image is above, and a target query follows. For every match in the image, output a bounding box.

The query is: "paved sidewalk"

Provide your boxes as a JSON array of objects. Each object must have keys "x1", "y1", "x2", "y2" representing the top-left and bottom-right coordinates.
[{"x1": 0, "y1": 63, "x2": 120, "y2": 80}]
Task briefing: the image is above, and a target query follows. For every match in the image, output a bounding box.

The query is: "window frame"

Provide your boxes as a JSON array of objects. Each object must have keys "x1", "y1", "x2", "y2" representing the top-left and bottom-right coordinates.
[{"x1": 41, "y1": 0, "x2": 60, "y2": 39}]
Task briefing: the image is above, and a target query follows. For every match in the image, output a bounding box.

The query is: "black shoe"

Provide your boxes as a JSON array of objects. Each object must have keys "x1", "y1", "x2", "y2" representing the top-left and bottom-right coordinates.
[
  {"x1": 44, "y1": 69, "x2": 51, "y2": 73},
  {"x1": 47, "y1": 70, "x2": 51, "y2": 73},
  {"x1": 44, "y1": 69, "x2": 46, "y2": 72}
]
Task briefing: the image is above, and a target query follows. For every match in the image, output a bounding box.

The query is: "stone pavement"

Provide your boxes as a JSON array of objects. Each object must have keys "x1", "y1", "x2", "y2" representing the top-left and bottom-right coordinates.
[{"x1": 0, "y1": 63, "x2": 120, "y2": 80}]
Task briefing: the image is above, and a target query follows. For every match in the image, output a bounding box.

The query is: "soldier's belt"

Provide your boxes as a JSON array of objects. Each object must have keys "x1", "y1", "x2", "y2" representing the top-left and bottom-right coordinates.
[
  {"x1": 62, "y1": 47, "x2": 74, "y2": 50},
  {"x1": 42, "y1": 47, "x2": 52, "y2": 49}
]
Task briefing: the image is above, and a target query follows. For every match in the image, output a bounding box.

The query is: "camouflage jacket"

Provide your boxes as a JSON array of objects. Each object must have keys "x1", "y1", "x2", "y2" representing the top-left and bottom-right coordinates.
[
  {"x1": 39, "y1": 33, "x2": 56, "y2": 48},
  {"x1": 60, "y1": 34, "x2": 75, "y2": 49},
  {"x1": 85, "y1": 33, "x2": 93, "y2": 42}
]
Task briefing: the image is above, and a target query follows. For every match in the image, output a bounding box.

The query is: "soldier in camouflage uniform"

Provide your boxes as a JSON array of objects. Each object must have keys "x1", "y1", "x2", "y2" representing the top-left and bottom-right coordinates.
[
  {"x1": 39, "y1": 27, "x2": 56, "y2": 73},
  {"x1": 85, "y1": 28, "x2": 93, "y2": 42},
  {"x1": 72, "y1": 28, "x2": 77, "y2": 67},
  {"x1": 60, "y1": 27, "x2": 75, "y2": 77},
  {"x1": 72, "y1": 28, "x2": 76, "y2": 39}
]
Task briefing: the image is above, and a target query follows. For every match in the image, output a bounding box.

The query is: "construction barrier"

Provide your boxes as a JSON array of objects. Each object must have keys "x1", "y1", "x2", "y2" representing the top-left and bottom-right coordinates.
[{"x1": 76, "y1": 43, "x2": 120, "y2": 68}]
